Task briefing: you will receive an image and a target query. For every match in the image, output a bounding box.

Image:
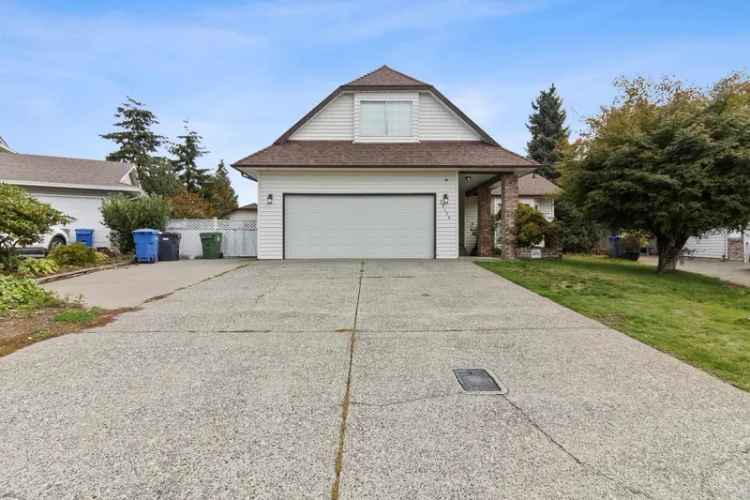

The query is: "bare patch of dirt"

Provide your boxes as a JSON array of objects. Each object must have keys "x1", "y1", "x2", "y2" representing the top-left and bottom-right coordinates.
[{"x1": 0, "y1": 305, "x2": 133, "y2": 358}]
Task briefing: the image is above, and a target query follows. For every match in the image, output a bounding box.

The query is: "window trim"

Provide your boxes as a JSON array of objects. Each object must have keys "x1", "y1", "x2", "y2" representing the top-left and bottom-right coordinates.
[
  {"x1": 354, "y1": 92, "x2": 419, "y2": 143},
  {"x1": 359, "y1": 100, "x2": 413, "y2": 138}
]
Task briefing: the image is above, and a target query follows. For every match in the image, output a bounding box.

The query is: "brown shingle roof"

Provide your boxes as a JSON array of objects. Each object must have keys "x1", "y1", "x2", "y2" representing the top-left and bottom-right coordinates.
[
  {"x1": 346, "y1": 65, "x2": 427, "y2": 86},
  {"x1": 234, "y1": 65, "x2": 537, "y2": 172},
  {"x1": 270, "y1": 65, "x2": 501, "y2": 147},
  {"x1": 234, "y1": 141, "x2": 536, "y2": 168},
  {"x1": 492, "y1": 173, "x2": 561, "y2": 197},
  {"x1": 0, "y1": 152, "x2": 140, "y2": 191}
]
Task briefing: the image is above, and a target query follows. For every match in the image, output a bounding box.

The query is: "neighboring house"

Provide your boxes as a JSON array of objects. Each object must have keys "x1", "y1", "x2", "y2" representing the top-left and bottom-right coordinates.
[
  {"x1": 0, "y1": 152, "x2": 141, "y2": 252},
  {"x1": 0, "y1": 136, "x2": 14, "y2": 153},
  {"x1": 684, "y1": 230, "x2": 747, "y2": 262},
  {"x1": 464, "y1": 173, "x2": 560, "y2": 252},
  {"x1": 232, "y1": 65, "x2": 535, "y2": 259},
  {"x1": 225, "y1": 203, "x2": 258, "y2": 221}
]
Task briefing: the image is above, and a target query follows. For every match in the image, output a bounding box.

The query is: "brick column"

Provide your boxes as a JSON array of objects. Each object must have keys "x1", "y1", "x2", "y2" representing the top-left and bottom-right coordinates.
[
  {"x1": 477, "y1": 184, "x2": 493, "y2": 257},
  {"x1": 500, "y1": 174, "x2": 519, "y2": 259}
]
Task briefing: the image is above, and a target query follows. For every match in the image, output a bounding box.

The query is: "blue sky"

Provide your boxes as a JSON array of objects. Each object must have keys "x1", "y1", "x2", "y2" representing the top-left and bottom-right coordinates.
[{"x1": 3, "y1": 0, "x2": 749, "y2": 204}]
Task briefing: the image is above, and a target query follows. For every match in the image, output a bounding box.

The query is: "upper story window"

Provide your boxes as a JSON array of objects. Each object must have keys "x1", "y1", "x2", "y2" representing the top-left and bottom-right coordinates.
[{"x1": 359, "y1": 101, "x2": 413, "y2": 137}]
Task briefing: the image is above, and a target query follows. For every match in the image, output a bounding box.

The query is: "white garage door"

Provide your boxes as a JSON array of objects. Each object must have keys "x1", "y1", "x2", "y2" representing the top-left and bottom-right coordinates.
[{"x1": 284, "y1": 194, "x2": 435, "y2": 258}]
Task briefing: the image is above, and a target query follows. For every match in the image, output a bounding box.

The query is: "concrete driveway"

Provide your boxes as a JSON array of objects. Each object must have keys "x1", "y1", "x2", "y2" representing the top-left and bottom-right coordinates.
[
  {"x1": 641, "y1": 255, "x2": 750, "y2": 287},
  {"x1": 43, "y1": 258, "x2": 251, "y2": 309},
  {"x1": 1, "y1": 260, "x2": 750, "y2": 499}
]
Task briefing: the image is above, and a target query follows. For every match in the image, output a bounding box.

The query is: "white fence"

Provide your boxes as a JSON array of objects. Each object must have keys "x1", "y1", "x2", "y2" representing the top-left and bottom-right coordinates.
[{"x1": 166, "y1": 218, "x2": 257, "y2": 258}]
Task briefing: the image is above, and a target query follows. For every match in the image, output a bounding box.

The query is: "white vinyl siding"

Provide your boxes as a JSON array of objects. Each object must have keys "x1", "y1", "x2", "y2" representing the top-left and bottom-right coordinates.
[
  {"x1": 289, "y1": 93, "x2": 354, "y2": 140},
  {"x1": 685, "y1": 231, "x2": 729, "y2": 259},
  {"x1": 257, "y1": 170, "x2": 458, "y2": 259},
  {"x1": 285, "y1": 195, "x2": 433, "y2": 258},
  {"x1": 418, "y1": 92, "x2": 480, "y2": 141},
  {"x1": 288, "y1": 91, "x2": 481, "y2": 142}
]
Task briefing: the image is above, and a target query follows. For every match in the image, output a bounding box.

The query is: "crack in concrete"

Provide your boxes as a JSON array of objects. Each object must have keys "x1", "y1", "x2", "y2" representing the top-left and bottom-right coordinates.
[
  {"x1": 501, "y1": 394, "x2": 656, "y2": 499},
  {"x1": 330, "y1": 260, "x2": 364, "y2": 500}
]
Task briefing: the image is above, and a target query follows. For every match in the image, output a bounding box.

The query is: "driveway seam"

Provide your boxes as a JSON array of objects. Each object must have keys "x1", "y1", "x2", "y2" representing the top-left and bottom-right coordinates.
[
  {"x1": 330, "y1": 259, "x2": 364, "y2": 500},
  {"x1": 502, "y1": 394, "x2": 656, "y2": 499}
]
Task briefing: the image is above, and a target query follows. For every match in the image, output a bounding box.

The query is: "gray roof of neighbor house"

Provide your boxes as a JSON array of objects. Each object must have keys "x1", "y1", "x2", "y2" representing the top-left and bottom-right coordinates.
[
  {"x1": 232, "y1": 203, "x2": 257, "y2": 211},
  {"x1": 0, "y1": 136, "x2": 12, "y2": 153},
  {"x1": 233, "y1": 66, "x2": 537, "y2": 171},
  {"x1": 0, "y1": 152, "x2": 141, "y2": 192},
  {"x1": 492, "y1": 173, "x2": 561, "y2": 197}
]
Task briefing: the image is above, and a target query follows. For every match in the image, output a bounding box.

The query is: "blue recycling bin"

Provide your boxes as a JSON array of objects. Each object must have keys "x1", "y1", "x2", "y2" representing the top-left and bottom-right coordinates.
[
  {"x1": 75, "y1": 229, "x2": 94, "y2": 248},
  {"x1": 132, "y1": 229, "x2": 161, "y2": 263},
  {"x1": 608, "y1": 235, "x2": 622, "y2": 258}
]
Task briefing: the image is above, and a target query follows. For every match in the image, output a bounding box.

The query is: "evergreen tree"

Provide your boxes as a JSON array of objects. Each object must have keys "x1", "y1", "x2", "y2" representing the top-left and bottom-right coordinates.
[
  {"x1": 526, "y1": 85, "x2": 569, "y2": 179},
  {"x1": 100, "y1": 97, "x2": 165, "y2": 179},
  {"x1": 139, "y1": 156, "x2": 182, "y2": 197},
  {"x1": 170, "y1": 122, "x2": 209, "y2": 193},
  {"x1": 203, "y1": 160, "x2": 239, "y2": 217}
]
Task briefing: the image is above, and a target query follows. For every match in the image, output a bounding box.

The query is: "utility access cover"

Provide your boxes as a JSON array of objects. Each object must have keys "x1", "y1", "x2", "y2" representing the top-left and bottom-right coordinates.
[{"x1": 453, "y1": 369, "x2": 505, "y2": 394}]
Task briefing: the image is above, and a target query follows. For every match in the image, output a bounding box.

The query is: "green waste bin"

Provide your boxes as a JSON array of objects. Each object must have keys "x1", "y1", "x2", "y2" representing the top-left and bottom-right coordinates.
[{"x1": 200, "y1": 232, "x2": 223, "y2": 259}]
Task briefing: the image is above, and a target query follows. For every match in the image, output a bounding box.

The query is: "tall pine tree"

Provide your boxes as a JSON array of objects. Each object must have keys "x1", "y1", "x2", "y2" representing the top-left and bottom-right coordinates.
[
  {"x1": 526, "y1": 85, "x2": 569, "y2": 179},
  {"x1": 170, "y1": 122, "x2": 209, "y2": 193},
  {"x1": 100, "y1": 97, "x2": 184, "y2": 196},
  {"x1": 203, "y1": 160, "x2": 239, "y2": 217},
  {"x1": 101, "y1": 97, "x2": 165, "y2": 177}
]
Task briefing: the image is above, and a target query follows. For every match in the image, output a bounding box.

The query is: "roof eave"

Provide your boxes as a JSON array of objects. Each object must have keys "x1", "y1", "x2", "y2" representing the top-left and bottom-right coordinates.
[{"x1": 1, "y1": 179, "x2": 143, "y2": 192}]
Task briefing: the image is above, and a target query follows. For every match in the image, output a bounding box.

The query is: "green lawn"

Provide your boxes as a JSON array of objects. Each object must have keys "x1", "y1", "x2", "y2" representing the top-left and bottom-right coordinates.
[{"x1": 477, "y1": 256, "x2": 750, "y2": 391}]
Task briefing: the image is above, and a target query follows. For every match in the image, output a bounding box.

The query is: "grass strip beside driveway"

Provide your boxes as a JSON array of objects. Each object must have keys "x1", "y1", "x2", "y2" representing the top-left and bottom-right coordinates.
[{"x1": 478, "y1": 256, "x2": 750, "y2": 391}]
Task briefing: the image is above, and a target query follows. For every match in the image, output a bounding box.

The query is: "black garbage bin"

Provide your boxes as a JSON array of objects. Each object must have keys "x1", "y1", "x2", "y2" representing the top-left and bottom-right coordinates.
[{"x1": 158, "y1": 232, "x2": 181, "y2": 261}]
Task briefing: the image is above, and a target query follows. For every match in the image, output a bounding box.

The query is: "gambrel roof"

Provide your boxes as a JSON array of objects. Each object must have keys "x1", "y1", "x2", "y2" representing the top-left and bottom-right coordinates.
[{"x1": 234, "y1": 65, "x2": 536, "y2": 171}]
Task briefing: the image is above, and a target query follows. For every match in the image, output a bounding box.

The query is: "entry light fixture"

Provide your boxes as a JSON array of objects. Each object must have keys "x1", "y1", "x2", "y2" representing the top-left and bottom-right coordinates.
[
  {"x1": 441, "y1": 193, "x2": 449, "y2": 207},
  {"x1": 464, "y1": 175, "x2": 472, "y2": 183},
  {"x1": 266, "y1": 193, "x2": 273, "y2": 205}
]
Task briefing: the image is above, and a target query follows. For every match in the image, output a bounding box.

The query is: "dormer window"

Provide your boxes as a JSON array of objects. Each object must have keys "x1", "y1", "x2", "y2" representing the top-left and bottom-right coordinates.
[{"x1": 359, "y1": 101, "x2": 413, "y2": 137}]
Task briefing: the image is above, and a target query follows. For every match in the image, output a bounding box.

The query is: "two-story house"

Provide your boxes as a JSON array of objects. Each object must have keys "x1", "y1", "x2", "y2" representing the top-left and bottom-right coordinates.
[{"x1": 232, "y1": 65, "x2": 536, "y2": 259}]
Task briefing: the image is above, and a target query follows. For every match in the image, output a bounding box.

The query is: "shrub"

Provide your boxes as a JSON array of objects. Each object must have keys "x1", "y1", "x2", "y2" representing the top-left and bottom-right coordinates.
[
  {"x1": 0, "y1": 275, "x2": 57, "y2": 313},
  {"x1": 101, "y1": 194, "x2": 171, "y2": 253},
  {"x1": 0, "y1": 184, "x2": 72, "y2": 272},
  {"x1": 514, "y1": 204, "x2": 549, "y2": 247},
  {"x1": 48, "y1": 242, "x2": 97, "y2": 266},
  {"x1": 18, "y1": 258, "x2": 60, "y2": 277}
]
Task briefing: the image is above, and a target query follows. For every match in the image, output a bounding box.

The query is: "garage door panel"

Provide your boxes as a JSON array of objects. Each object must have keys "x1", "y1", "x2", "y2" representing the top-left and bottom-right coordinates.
[{"x1": 284, "y1": 195, "x2": 434, "y2": 259}]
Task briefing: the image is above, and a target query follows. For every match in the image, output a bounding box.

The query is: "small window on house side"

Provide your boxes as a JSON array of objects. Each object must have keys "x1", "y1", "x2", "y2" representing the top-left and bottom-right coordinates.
[{"x1": 360, "y1": 101, "x2": 412, "y2": 137}]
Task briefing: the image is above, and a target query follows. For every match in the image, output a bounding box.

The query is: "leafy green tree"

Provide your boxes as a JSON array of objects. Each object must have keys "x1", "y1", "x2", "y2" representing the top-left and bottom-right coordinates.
[
  {"x1": 100, "y1": 194, "x2": 171, "y2": 253},
  {"x1": 202, "y1": 160, "x2": 239, "y2": 217},
  {"x1": 100, "y1": 97, "x2": 166, "y2": 184},
  {"x1": 139, "y1": 156, "x2": 182, "y2": 197},
  {"x1": 527, "y1": 85, "x2": 569, "y2": 179},
  {"x1": 0, "y1": 184, "x2": 72, "y2": 271},
  {"x1": 563, "y1": 74, "x2": 750, "y2": 272},
  {"x1": 555, "y1": 198, "x2": 605, "y2": 253},
  {"x1": 170, "y1": 122, "x2": 209, "y2": 193}
]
